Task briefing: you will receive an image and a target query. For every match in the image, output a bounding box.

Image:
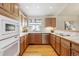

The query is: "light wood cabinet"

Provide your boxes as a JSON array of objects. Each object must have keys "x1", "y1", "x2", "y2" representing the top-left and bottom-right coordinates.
[
  {"x1": 2, "y1": 3, "x2": 11, "y2": 13},
  {"x1": 50, "y1": 34, "x2": 79, "y2": 56},
  {"x1": 52, "y1": 34, "x2": 56, "y2": 49},
  {"x1": 55, "y1": 36, "x2": 61, "y2": 55},
  {"x1": 61, "y1": 38, "x2": 70, "y2": 56},
  {"x1": 20, "y1": 36, "x2": 25, "y2": 56},
  {"x1": 45, "y1": 18, "x2": 56, "y2": 27},
  {"x1": 71, "y1": 43, "x2": 79, "y2": 56},
  {"x1": 19, "y1": 35, "x2": 29, "y2": 56},
  {"x1": 13, "y1": 4, "x2": 19, "y2": 16},
  {"x1": 29, "y1": 33, "x2": 42, "y2": 44},
  {"x1": 50, "y1": 34, "x2": 56, "y2": 49},
  {"x1": 10, "y1": 3, "x2": 15, "y2": 14},
  {"x1": 0, "y1": 3, "x2": 25, "y2": 20},
  {"x1": 0, "y1": 3, "x2": 3, "y2": 8}
]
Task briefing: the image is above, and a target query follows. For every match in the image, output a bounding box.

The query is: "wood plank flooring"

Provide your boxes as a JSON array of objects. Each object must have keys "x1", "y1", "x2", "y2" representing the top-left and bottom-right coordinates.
[{"x1": 23, "y1": 45, "x2": 58, "y2": 56}]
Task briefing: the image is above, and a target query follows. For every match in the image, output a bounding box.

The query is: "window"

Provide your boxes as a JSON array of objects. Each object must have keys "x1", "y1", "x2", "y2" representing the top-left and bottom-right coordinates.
[{"x1": 28, "y1": 18, "x2": 42, "y2": 32}]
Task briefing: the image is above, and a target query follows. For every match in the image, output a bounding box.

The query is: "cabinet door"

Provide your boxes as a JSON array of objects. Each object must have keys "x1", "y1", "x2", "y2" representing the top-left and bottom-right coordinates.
[
  {"x1": 29, "y1": 33, "x2": 34, "y2": 44},
  {"x1": 55, "y1": 36, "x2": 61, "y2": 55},
  {"x1": 20, "y1": 37, "x2": 24, "y2": 56},
  {"x1": 45, "y1": 18, "x2": 56, "y2": 27},
  {"x1": 34, "y1": 33, "x2": 42, "y2": 44},
  {"x1": 71, "y1": 50, "x2": 79, "y2": 56},
  {"x1": 45, "y1": 18, "x2": 52, "y2": 27},
  {"x1": 0, "y1": 3, "x2": 3, "y2": 8},
  {"x1": 25, "y1": 35, "x2": 29, "y2": 47},
  {"x1": 3, "y1": 3, "x2": 11, "y2": 13},
  {"x1": 51, "y1": 18, "x2": 56, "y2": 27},
  {"x1": 52, "y1": 35, "x2": 56, "y2": 49},
  {"x1": 61, "y1": 38, "x2": 70, "y2": 56},
  {"x1": 23, "y1": 36, "x2": 26, "y2": 50},
  {"x1": 29, "y1": 33, "x2": 42, "y2": 44},
  {"x1": 10, "y1": 3, "x2": 14, "y2": 14},
  {"x1": 50, "y1": 34, "x2": 52, "y2": 45},
  {"x1": 71, "y1": 43, "x2": 79, "y2": 56},
  {"x1": 13, "y1": 4, "x2": 19, "y2": 16}
]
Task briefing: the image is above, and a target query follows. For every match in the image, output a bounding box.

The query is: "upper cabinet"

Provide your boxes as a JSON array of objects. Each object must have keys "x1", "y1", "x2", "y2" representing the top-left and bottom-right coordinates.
[
  {"x1": 0, "y1": 3, "x2": 3, "y2": 8},
  {"x1": 0, "y1": 3, "x2": 26, "y2": 20},
  {"x1": 13, "y1": 4, "x2": 19, "y2": 17},
  {"x1": 45, "y1": 18, "x2": 56, "y2": 27}
]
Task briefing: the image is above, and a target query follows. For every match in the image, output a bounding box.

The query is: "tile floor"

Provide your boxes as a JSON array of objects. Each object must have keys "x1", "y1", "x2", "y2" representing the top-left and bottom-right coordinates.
[{"x1": 23, "y1": 45, "x2": 58, "y2": 56}]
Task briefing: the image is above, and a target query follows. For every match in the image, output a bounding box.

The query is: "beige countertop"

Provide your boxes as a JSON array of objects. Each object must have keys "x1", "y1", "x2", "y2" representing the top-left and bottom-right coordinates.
[
  {"x1": 20, "y1": 31, "x2": 79, "y2": 44},
  {"x1": 51, "y1": 33, "x2": 79, "y2": 44},
  {"x1": 20, "y1": 32, "x2": 29, "y2": 37},
  {"x1": 20, "y1": 32, "x2": 50, "y2": 37}
]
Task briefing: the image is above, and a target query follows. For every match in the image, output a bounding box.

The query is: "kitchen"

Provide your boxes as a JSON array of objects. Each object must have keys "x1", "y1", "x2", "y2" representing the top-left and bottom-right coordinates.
[{"x1": 0, "y1": 3, "x2": 79, "y2": 56}]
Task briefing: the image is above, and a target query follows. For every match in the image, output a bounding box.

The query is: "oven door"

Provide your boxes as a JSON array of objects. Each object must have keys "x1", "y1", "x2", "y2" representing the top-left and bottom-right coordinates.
[
  {"x1": 2, "y1": 19, "x2": 19, "y2": 35},
  {"x1": 0, "y1": 40, "x2": 19, "y2": 56}
]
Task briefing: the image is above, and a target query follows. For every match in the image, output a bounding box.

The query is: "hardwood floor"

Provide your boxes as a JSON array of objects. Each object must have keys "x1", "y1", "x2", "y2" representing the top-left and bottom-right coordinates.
[{"x1": 22, "y1": 45, "x2": 58, "y2": 56}]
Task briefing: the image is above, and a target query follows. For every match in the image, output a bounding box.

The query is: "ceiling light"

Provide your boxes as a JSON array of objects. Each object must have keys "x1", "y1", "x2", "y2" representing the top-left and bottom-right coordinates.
[
  {"x1": 49, "y1": 6, "x2": 53, "y2": 9},
  {"x1": 36, "y1": 6, "x2": 40, "y2": 9},
  {"x1": 26, "y1": 6, "x2": 29, "y2": 9}
]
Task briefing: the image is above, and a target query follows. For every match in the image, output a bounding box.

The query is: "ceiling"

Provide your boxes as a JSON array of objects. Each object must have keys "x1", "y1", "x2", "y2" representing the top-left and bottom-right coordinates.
[
  {"x1": 18, "y1": 3, "x2": 79, "y2": 16},
  {"x1": 59, "y1": 3, "x2": 79, "y2": 16}
]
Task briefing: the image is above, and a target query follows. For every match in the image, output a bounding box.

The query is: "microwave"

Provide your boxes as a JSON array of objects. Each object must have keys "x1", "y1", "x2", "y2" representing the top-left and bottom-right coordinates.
[{"x1": 0, "y1": 15, "x2": 20, "y2": 40}]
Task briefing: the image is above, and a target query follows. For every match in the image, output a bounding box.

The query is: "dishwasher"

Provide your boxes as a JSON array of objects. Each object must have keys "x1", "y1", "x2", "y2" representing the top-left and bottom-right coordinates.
[{"x1": 42, "y1": 33, "x2": 49, "y2": 44}]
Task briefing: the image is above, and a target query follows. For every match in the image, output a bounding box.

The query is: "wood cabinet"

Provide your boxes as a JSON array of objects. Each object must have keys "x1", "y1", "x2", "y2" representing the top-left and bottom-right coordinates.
[
  {"x1": 71, "y1": 43, "x2": 79, "y2": 56},
  {"x1": 29, "y1": 33, "x2": 42, "y2": 44},
  {"x1": 50, "y1": 34, "x2": 79, "y2": 56},
  {"x1": 61, "y1": 38, "x2": 70, "y2": 56},
  {"x1": 52, "y1": 34, "x2": 55, "y2": 47},
  {"x1": 0, "y1": 3, "x2": 3, "y2": 8},
  {"x1": 2, "y1": 3, "x2": 11, "y2": 13},
  {"x1": 19, "y1": 35, "x2": 29, "y2": 56},
  {"x1": 50, "y1": 34, "x2": 56, "y2": 49},
  {"x1": 0, "y1": 3, "x2": 25, "y2": 20},
  {"x1": 20, "y1": 36, "x2": 24, "y2": 56},
  {"x1": 13, "y1": 4, "x2": 19, "y2": 16},
  {"x1": 45, "y1": 18, "x2": 56, "y2": 27},
  {"x1": 55, "y1": 36, "x2": 61, "y2": 55}
]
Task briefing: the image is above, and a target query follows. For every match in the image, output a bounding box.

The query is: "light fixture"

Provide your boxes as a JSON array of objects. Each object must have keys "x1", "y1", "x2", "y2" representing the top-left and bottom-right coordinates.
[
  {"x1": 36, "y1": 6, "x2": 40, "y2": 9},
  {"x1": 49, "y1": 6, "x2": 53, "y2": 9},
  {"x1": 26, "y1": 6, "x2": 29, "y2": 9}
]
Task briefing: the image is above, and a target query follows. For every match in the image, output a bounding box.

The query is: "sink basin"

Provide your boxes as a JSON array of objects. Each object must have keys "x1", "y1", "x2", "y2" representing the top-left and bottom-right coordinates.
[{"x1": 58, "y1": 33, "x2": 71, "y2": 36}]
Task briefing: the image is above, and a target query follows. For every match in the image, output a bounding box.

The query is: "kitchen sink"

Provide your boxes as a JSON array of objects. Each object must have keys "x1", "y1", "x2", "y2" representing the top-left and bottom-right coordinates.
[{"x1": 58, "y1": 33, "x2": 71, "y2": 36}]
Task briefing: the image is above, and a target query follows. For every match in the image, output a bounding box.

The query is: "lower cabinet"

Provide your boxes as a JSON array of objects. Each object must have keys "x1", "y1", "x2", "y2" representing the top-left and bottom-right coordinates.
[
  {"x1": 61, "y1": 38, "x2": 70, "y2": 56},
  {"x1": 29, "y1": 33, "x2": 42, "y2": 44},
  {"x1": 50, "y1": 34, "x2": 79, "y2": 56},
  {"x1": 50, "y1": 34, "x2": 56, "y2": 49},
  {"x1": 55, "y1": 36, "x2": 61, "y2": 55},
  {"x1": 71, "y1": 43, "x2": 79, "y2": 56},
  {"x1": 19, "y1": 35, "x2": 29, "y2": 56}
]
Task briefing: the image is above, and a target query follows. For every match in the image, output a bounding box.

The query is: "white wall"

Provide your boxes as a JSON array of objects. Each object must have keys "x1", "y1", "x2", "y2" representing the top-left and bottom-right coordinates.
[{"x1": 56, "y1": 15, "x2": 79, "y2": 30}]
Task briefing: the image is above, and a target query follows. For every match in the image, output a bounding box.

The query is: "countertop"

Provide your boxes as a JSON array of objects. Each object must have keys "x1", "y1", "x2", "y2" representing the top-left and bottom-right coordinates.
[
  {"x1": 51, "y1": 33, "x2": 79, "y2": 45},
  {"x1": 20, "y1": 32, "x2": 50, "y2": 37},
  {"x1": 20, "y1": 31, "x2": 79, "y2": 44}
]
